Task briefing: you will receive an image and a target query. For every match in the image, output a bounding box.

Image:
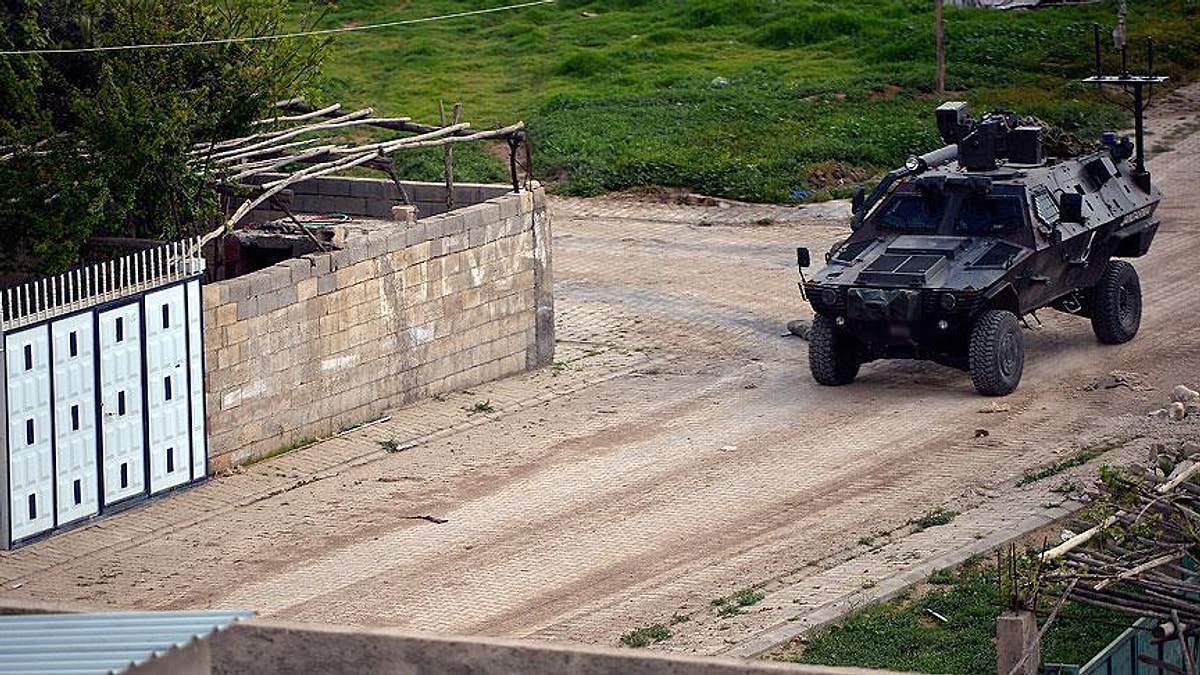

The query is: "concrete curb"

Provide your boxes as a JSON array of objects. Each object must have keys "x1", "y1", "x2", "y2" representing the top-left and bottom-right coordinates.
[{"x1": 722, "y1": 505, "x2": 1078, "y2": 658}]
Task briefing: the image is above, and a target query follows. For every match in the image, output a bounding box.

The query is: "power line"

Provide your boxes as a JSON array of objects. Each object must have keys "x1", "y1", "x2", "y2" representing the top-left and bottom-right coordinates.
[{"x1": 0, "y1": 0, "x2": 556, "y2": 56}]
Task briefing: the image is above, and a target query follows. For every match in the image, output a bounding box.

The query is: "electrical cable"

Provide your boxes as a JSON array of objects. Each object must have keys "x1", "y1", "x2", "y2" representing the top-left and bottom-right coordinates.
[{"x1": 0, "y1": 0, "x2": 555, "y2": 56}]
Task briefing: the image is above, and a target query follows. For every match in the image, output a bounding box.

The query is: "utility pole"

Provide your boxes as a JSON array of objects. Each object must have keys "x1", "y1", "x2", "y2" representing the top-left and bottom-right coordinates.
[{"x1": 936, "y1": 0, "x2": 946, "y2": 94}]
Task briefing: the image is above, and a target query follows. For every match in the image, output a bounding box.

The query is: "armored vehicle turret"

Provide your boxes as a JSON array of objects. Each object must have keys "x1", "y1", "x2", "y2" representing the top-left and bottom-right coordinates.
[{"x1": 796, "y1": 29, "x2": 1165, "y2": 396}]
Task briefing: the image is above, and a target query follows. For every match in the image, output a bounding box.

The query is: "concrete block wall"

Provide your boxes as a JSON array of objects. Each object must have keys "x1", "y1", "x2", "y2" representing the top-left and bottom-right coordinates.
[
  {"x1": 240, "y1": 175, "x2": 514, "y2": 223},
  {"x1": 202, "y1": 182, "x2": 553, "y2": 470},
  {"x1": 212, "y1": 619, "x2": 912, "y2": 675}
]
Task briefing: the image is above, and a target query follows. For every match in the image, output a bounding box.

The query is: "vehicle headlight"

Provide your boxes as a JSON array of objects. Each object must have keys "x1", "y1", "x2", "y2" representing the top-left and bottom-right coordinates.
[
  {"x1": 939, "y1": 293, "x2": 957, "y2": 311},
  {"x1": 821, "y1": 289, "x2": 838, "y2": 306}
]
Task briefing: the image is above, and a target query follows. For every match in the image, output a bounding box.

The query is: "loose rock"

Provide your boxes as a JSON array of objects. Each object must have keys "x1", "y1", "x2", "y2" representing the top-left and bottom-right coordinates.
[
  {"x1": 786, "y1": 320, "x2": 811, "y2": 340},
  {"x1": 1171, "y1": 384, "x2": 1199, "y2": 403},
  {"x1": 1169, "y1": 402, "x2": 1186, "y2": 421}
]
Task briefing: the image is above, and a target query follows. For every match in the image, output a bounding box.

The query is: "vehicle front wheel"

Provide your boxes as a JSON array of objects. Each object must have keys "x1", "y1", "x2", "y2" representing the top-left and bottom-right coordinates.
[
  {"x1": 1090, "y1": 260, "x2": 1142, "y2": 345},
  {"x1": 809, "y1": 314, "x2": 860, "y2": 386},
  {"x1": 969, "y1": 309, "x2": 1024, "y2": 396}
]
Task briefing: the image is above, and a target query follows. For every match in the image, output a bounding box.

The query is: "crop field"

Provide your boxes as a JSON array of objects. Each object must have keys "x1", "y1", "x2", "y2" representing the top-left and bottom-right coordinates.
[{"x1": 298, "y1": 0, "x2": 1200, "y2": 201}]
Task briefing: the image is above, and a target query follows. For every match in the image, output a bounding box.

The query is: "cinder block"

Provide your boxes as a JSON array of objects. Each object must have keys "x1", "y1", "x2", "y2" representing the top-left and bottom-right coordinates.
[
  {"x1": 383, "y1": 230, "x2": 409, "y2": 255},
  {"x1": 495, "y1": 194, "x2": 522, "y2": 220},
  {"x1": 202, "y1": 283, "x2": 221, "y2": 308},
  {"x1": 463, "y1": 202, "x2": 501, "y2": 233},
  {"x1": 317, "y1": 271, "x2": 338, "y2": 296},
  {"x1": 297, "y1": 276, "x2": 319, "y2": 302},
  {"x1": 225, "y1": 276, "x2": 253, "y2": 302},
  {"x1": 216, "y1": 303, "x2": 238, "y2": 328},
  {"x1": 223, "y1": 321, "x2": 248, "y2": 346},
  {"x1": 236, "y1": 296, "x2": 259, "y2": 321},
  {"x1": 434, "y1": 212, "x2": 466, "y2": 238},
  {"x1": 348, "y1": 178, "x2": 387, "y2": 200}
]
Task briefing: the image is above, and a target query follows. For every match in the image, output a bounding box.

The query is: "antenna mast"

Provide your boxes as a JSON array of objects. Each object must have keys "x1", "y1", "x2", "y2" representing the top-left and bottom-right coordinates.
[{"x1": 1086, "y1": 1, "x2": 1166, "y2": 193}]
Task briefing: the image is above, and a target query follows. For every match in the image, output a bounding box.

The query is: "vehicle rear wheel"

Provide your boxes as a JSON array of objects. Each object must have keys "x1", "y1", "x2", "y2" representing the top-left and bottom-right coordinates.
[
  {"x1": 809, "y1": 314, "x2": 860, "y2": 386},
  {"x1": 1090, "y1": 260, "x2": 1141, "y2": 345},
  {"x1": 969, "y1": 309, "x2": 1024, "y2": 396}
]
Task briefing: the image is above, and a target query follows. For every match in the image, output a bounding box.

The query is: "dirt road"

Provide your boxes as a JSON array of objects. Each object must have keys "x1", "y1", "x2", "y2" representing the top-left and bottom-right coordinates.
[{"x1": 1, "y1": 87, "x2": 1197, "y2": 656}]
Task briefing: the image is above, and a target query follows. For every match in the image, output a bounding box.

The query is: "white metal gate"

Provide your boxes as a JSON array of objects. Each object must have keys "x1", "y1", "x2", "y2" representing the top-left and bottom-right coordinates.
[
  {"x1": 144, "y1": 284, "x2": 192, "y2": 494},
  {"x1": 50, "y1": 313, "x2": 99, "y2": 526},
  {"x1": 4, "y1": 326, "x2": 54, "y2": 541},
  {"x1": 98, "y1": 302, "x2": 146, "y2": 506},
  {"x1": 0, "y1": 239, "x2": 207, "y2": 548}
]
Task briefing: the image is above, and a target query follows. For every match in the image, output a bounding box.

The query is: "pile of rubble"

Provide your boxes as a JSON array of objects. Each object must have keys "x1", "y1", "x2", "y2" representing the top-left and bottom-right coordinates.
[{"x1": 1148, "y1": 384, "x2": 1200, "y2": 421}]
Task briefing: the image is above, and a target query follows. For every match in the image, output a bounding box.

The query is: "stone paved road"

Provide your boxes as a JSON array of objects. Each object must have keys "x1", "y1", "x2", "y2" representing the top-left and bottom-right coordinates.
[{"x1": 2, "y1": 91, "x2": 1198, "y2": 657}]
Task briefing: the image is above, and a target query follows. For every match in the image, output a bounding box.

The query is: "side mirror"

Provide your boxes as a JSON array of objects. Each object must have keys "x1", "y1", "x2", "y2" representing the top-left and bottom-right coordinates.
[
  {"x1": 851, "y1": 187, "x2": 866, "y2": 214},
  {"x1": 1059, "y1": 192, "x2": 1084, "y2": 224},
  {"x1": 796, "y1": 247, "x2": 811, "y2": 269}
]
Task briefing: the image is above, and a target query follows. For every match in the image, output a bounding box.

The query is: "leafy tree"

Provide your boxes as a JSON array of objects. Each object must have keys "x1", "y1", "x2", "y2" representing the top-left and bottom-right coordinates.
[{"x1": 0, "y1": 0, "x2": 327, "y2": 276}]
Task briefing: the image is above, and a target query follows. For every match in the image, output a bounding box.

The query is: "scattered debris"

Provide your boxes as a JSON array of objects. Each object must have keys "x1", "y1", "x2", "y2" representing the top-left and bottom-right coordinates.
[
  {"x1": 404, "y1": 515, "x2": 448, "y2": 524},
  {"x1": 1147, "y1": 383, "x2": 1200, "y2": 421},
  {"x1": 979, "y1": 402, "x2": 1012, "y2": 414},
  {"x1": 377, "y1": 439, "x2": 415, "y2": 453},
  {"x1": 1172, "y1": 384, "x2": 1199, "y2": 403},
  {"x1": 1043, "y1": 438, "x2": 1200, "y2": 642},
  {"x1": 786, "y1": 320, "x2": 811, "y2": 340},
  {"x1": 974, "y1": 429, "x2": 990, "y2": 438},
  {"x1": 1085, "y1": 370, "x2": 1154, "y2": 391}
]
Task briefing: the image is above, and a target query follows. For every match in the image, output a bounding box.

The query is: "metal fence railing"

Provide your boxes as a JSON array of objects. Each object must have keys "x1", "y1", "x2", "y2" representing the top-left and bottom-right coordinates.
[{"x1": 0, "y1": 236, "x2": 204, "y2": 332}]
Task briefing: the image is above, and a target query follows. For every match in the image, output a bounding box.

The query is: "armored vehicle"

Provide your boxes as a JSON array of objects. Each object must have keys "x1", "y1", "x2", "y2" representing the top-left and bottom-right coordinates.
[{"x1": 796, "y1": 30, "x2": 1165, "y2": 396}]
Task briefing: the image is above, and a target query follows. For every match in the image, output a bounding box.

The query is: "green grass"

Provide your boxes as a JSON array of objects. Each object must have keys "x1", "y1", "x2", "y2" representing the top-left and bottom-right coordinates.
[
  {"x1": 1016, "y1": 438, "x2": 1128, "y2": 487},
  {"x1": 620, "y1": 623, "x2": 672, "y2": 647},
  {"x1": 778, "y1": 559, "x2": 1134, "y2": 673},
  {"x1": 242, "y1": 436, "x2": 317, "y2": 466},
  {"x1": 295, "y1": 0, "x2": 1200, "y2": 201},
  {"x1": 712, "y1": 587, "x2": 766, "y2": 617},
  {"x1": 464, "y1": 399, "x2": 496, "y2": 415},
  {"x1": 910, "y1": 507, "x2": 958, "y2": 531}
]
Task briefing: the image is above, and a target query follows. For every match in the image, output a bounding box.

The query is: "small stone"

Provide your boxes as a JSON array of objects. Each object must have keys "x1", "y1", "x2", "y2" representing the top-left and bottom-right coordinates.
[
  {"x1": 1169, "y1": 402, "x2": 1186, "y2": 421},
  {"x1": 1182, "y1": 441, "x2": 1200, "y2": 459},
  {"x1": 1171, "y1": 385, "x2": 1199, "y2": 403},
  {"x1": 786, "y1": 320, "x2": 811, "y2": 340},
  {"x1": 711, "y1": 76, "x2": 731, "y2": 89},
  {"x1": 1149, "y1": 408, "x2": 1169, "y2": 419}
]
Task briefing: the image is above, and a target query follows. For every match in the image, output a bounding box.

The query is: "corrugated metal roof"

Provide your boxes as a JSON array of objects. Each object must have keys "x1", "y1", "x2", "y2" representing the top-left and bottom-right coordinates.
[{"x1": 0, "y1": 610, "x2": 252, "y2": 674}]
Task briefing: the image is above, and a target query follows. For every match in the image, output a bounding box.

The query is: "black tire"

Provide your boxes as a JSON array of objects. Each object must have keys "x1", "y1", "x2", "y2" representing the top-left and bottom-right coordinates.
[
  {"x1": 809, "y1": 314, "x2": 860, "y2": 386},
  {"x1": 969, "y1": 309, "x2": 1024, "y2": 396},
  {"x1": 1090, "y1": 260, "x2": 1142, "y2": 345}
]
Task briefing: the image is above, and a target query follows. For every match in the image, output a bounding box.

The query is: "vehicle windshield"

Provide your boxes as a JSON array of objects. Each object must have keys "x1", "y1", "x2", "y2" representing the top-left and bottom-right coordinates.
[
  {"x1": 874, "y1": 184, "x2": 1026, "y2": 236},
  {"x1": 876, "y1": 192, "x2": 944, "y2": 233},
  {"x1": 956, "y1": 191, "x2": 1025, "y2": 234}
]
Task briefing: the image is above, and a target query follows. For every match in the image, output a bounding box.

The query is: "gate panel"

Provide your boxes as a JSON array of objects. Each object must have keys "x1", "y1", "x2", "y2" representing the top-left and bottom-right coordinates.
[
  {"x1": 145, "y1": 285, "x2": 191, "y2": 494},
  {"x1": 98, "y1": 302, "x2": 146, "y2": 505},
  {"x1": 4, "y1": 326, "x2": 54, "y2": 541},
  {"x1": 186, "y1": 280, "x2": 207, "y2": 480},
  {"x1": 51, "y1": 313, "x2": 99, "y2": 525}
]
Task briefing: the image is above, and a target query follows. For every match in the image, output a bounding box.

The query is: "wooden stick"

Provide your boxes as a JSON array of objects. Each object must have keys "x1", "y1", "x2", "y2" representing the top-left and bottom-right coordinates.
[
  {"x1": 1158, "y1": 462, "x2": 1200, "y2": 494},
  {"x1": 1094, "y1": 551, "x2": 1185, "y2": 590},
  {"x1": 253, "y1": 102, "x2": 342, "y2": 126},
  {"x1": 1040, "y1": 515, "x2": 1120, "y2": 561}
]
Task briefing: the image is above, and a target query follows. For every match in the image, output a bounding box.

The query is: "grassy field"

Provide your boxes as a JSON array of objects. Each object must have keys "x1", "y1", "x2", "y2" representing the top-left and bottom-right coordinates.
[
  {"x1": 777, "y1": 558, "x2": 1134, "y2": 673},
  {"x1": 299, "y1": 0, "x2": 1200, "y2": 202}
]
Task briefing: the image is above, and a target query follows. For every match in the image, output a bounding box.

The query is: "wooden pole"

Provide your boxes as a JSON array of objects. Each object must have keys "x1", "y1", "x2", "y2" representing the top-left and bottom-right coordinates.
[
  {"x1": 936, "y1": 0, "x2": 946, "y2": 95},
  {"x1": 442, "y1": 101, "x2": 462, "y2": 210}
]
